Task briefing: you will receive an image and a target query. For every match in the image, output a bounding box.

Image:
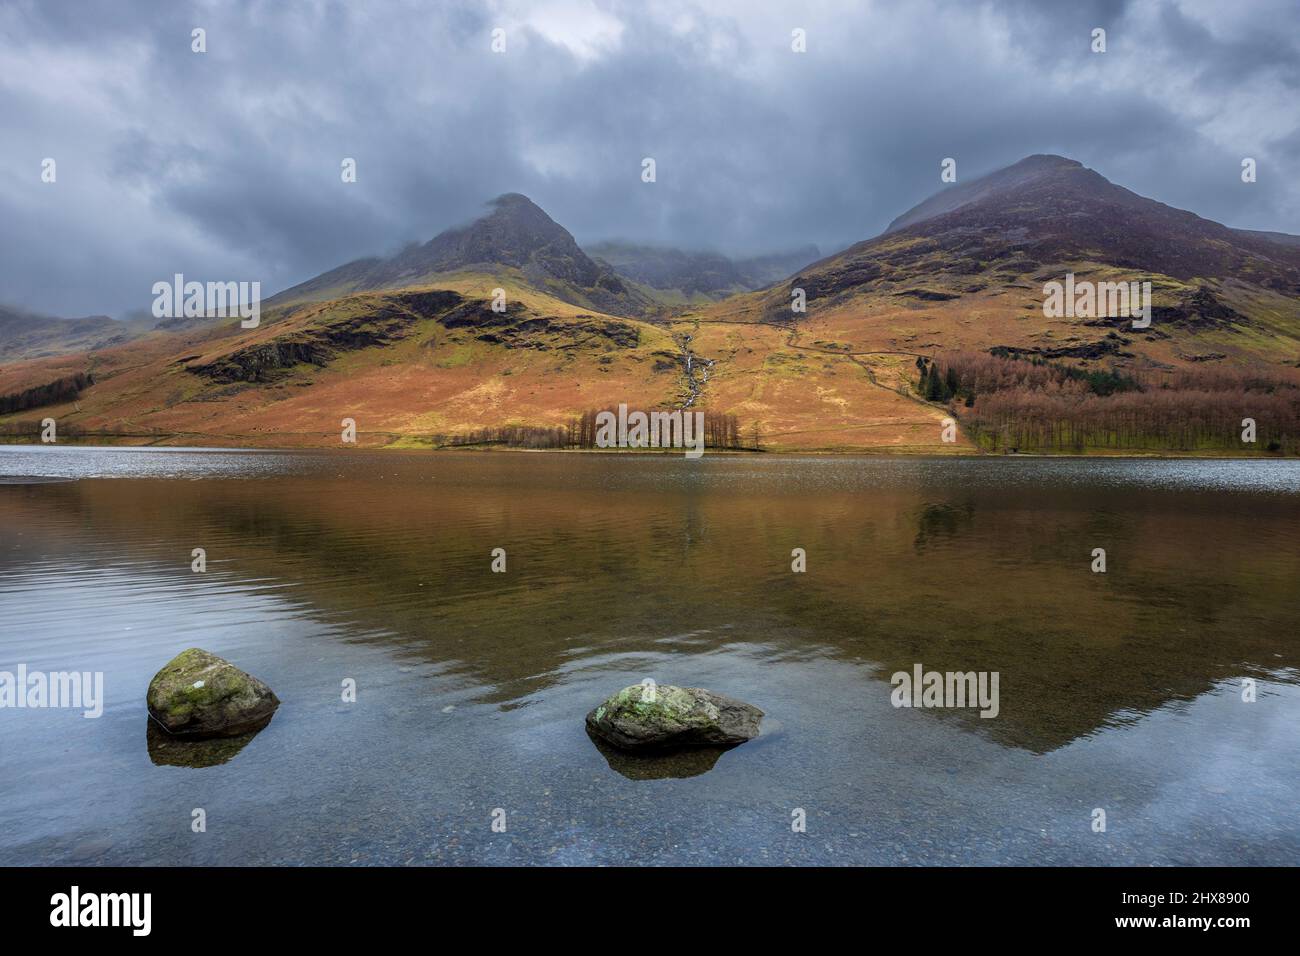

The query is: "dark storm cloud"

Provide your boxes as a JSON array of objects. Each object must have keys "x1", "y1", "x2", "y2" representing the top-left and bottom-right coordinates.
[{"x1": 1, "y1": 0, "x2": 1297, "y2": 316}]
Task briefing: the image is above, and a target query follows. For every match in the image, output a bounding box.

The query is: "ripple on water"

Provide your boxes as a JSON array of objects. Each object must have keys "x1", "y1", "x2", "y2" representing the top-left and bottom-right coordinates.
[{"x1": 0, "y1": 446, "x2": 1296, "y2": 865}]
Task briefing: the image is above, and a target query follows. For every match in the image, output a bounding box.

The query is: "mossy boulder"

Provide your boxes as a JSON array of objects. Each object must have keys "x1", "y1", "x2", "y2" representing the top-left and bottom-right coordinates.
[
  {"x1": 585, "y1": 684, "x2": 763, "y2": 752},
  {"x1": 146, "y1": 648, "x2": 279, "y2": 739}
]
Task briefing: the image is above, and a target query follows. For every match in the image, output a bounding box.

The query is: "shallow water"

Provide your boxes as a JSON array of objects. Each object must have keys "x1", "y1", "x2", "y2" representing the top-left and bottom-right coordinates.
[{"x1": 1, "y1": 445, "x2": 1297, "y2": 865}]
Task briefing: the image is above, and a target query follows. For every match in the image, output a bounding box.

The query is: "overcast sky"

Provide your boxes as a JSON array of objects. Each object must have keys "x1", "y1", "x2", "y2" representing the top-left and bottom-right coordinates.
[{"x1": 2, "y1": 0, "x2": 1298, "y2": 317}]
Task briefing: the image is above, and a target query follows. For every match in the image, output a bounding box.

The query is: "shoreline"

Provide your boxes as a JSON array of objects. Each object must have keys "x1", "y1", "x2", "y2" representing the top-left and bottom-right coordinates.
[{"x1": 0, "y1": 438, "x2": 1293, "y2": 461}]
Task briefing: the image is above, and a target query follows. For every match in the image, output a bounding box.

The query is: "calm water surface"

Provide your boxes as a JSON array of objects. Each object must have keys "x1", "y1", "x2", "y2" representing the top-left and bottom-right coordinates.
[{"x1": 1, "y1": 446, "x2": 1297, "y2": 865}]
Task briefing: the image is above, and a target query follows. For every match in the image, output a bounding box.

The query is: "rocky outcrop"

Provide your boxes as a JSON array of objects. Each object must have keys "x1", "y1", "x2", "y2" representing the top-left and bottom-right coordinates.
[
  {"x1": 441, "y1": 301, "x2": 639, "y2": 350},
  {"x1": 893, "y1": 288, "x2": 961, "y2": 301},
  {"x1": 788, "y1": 259, "x2": 885, "y2": 304},
  {"x1": 990, "y1": 331, "x2": 1133, "y2": 361},
  {"x1": 585, "y1": 683, "x2": 763, "y2": 751},
  {"x1": 146, "y1": 648, "x2": 279, "y2": 739},
  {"x1": 190, "y1": 290, "x2": 464, "y2": 382},
  {"x1": 1150, "y1": 288, "x2": 1244, "y2": 332},
  {"x1": 191, "y1": 339, "x2": 333, "y2": 382}
]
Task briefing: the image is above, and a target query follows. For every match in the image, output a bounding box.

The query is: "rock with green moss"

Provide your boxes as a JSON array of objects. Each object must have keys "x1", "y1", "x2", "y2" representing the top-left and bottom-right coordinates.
[
  {"x1": 146, "y1": 648, "x2": 279, "y2": 739},
  {"x1": 585, "y1": 683, "x2": 763, "y2": 751}
]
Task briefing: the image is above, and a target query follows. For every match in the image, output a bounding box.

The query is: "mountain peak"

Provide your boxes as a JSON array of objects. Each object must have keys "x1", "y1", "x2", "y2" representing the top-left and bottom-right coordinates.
[
  {"x1": 1010, "y1": 153, "x2": 1082, "y2": 170},
  {"x1": 794, "y1": 154, "x2": 1300, "y2": 308},
  {"x1": 269, "y1": 192, "x2": 653, "y2": 316},
  {"x1": 483, "y1": 192, "x2": 554, "y2": 224},
  {"x1": 489, "y1": 192, "x2": 539, "y2": 207},
  {"x1": 886, "y1": 154, "x2": 1092, "y2": 233},
  {"x1": 422, "y1": 192, "x2": 597, "y2": 283}
]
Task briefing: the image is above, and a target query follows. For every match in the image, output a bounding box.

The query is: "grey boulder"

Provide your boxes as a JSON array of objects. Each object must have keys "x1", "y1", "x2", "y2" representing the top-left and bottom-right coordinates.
[
  {"x1": 586, "y1": 683, "x2": 763, "y2": 751},
  {"x1": 146, "y1": 647, "x2": 279, "y2": 739}
]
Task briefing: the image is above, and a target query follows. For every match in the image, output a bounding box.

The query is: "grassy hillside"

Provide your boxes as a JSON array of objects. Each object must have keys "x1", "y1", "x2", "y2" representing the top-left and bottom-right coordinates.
[
  {"x1": 0, "y1": 272, "x2": 961, "y2": 452},
  {"x1": 4, "y1": 260, "x2": 1296, "y2": 455}
]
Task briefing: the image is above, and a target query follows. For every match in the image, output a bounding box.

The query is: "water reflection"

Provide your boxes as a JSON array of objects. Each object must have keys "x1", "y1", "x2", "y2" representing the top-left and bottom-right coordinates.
[
  {"x1": 3, "y1": 456, "x2": 1293, "y2": 755},
  {"x1": 912, "y1": 501, "x2": 976, "y2": 550},
  {"x1": 146, "y1": 719, "x2": 269, "y2": 768},
  {"x1": 586, "y1": 730, "x2": 729, "y2": 780},
  {"x1": 1, "y1": 449, "x2": 1297, "y2": 864}
]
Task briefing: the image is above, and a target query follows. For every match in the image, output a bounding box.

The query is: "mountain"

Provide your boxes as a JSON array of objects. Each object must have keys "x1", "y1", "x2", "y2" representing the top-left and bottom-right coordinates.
[
  {"x1": 870, "y1": 154, "x2": 1300, "y2": 289},
  {"x1": 734, "y1": 245, "x2": 824, "y2": 287},
  {"x1": 269, "y1": 193, "x2": 655, "y2": 317},
  {"x1": 586, "y1": 241, "x2": 820, "y2": 301},
  {"x1": 0, "y1": 306, "x2": 134, "y2": 364},
  {"x1": 735, "y1": 154, "x2": 1300, "y2": 372},
  {"x1": 1237, "y1": 229, "x2": 1300, "y2": 249},
  {"x1": 2, "y1": 155, "x2": 1297, "y2": 454}
]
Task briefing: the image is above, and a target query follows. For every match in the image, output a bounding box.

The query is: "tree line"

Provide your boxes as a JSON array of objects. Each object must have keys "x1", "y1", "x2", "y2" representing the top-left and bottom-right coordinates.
[
  {"x1": 918, "y1": 352, "x2": 1300, "y2": 453},
  {"x1": 432, "y1": 408, "x2": 748, "y2": 450},
  {"x1": 0, "y1": 372, "x2": 94, "y2": 415}
]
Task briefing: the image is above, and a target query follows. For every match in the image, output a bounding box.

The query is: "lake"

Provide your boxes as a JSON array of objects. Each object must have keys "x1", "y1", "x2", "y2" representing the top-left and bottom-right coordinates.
[{"x1": 1, "y1": 445, "x2": 1297, "y2": 865}]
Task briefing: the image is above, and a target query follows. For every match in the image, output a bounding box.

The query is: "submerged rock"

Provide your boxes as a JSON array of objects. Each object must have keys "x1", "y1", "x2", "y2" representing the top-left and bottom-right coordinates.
[
  {"x1": 586, "y1": 729, "x2": 729, "y2": 779},
  {"x1": 585, "y1": 684, "x2": 763, "y2": 752},
  {"x1": 146, "y1": 719, "x2": 261, "y2": 767},
  {"x1": 146, "y1": 648, "x2": 279, "y2": 739}
]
